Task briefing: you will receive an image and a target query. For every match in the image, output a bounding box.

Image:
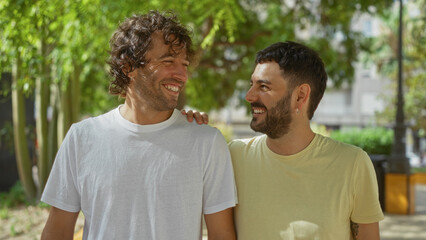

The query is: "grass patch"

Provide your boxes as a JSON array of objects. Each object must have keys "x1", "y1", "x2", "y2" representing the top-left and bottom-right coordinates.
[
  {"x1": 413, "y1": 167, "x2": 426, "y2": 173},
  {"x1": 38, "y1": 201, "x2": 50, "y2": 209},
  {"x1": 10, "y1": 224, "x2": 17, "y2": 236},
  {"x1": 0, "y1": 207, "x2": 10, "y2": 219}
]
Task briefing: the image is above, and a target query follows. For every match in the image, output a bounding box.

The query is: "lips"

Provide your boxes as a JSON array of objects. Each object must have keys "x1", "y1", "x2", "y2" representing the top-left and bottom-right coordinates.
[
  {"x1": 251, "y1": 103, "x2": 266, "y2": 115},
  {"x1": 162, "y1": 79, "x2": 184, "y2": 95},
  {"x1": 253, "y1": 108, "x2": 265, "y2": 114},
  {"x1": 164, "y1": 84, "x2": 180, "y2": 92}
]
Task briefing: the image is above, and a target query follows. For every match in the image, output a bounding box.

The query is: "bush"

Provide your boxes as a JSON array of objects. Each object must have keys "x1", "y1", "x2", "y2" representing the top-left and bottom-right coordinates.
[
  {"x1": 330, "y1": 127, "x2": 393, "y2": 155},
  {"x1": 413, "y1": 167, "x2": 426, "y2": 173},
  {"x1": 0, "y1": 181, "x2": 30, "y2": 208}
]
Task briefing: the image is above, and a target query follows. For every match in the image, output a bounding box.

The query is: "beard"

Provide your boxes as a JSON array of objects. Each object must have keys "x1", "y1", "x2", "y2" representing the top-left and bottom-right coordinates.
[
  {"x1": 138, "y1": 78, "x2": 181, "y2": 111},
  {"x1": 250, "y1": 94, "x2": 292, "y2": 139},
  {"x1": 133, "y1": 67, "x2": 181, "y2": 111}
]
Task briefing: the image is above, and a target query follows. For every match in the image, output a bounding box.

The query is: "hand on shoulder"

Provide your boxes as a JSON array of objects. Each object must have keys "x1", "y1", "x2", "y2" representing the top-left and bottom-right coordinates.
[{"x1": 181, "y1": 109, "x2": 209, "y2": 125}]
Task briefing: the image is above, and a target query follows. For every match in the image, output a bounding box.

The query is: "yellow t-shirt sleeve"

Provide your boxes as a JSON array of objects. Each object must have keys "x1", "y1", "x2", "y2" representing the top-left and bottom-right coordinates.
[{"x1": 350, "y1": 150, "x2": 385, "y2": 223}]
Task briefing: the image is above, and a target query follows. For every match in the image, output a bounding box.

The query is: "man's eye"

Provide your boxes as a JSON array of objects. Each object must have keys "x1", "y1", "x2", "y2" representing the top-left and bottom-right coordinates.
[{"x1": 260, "y1": 85, "x2": 269, "y2": 90}]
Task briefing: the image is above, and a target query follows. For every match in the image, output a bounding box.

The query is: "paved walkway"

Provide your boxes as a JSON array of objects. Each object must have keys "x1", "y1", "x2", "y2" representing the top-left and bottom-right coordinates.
[{"x1": 381, "y1": 184, "x2": 426, "y2": 239}]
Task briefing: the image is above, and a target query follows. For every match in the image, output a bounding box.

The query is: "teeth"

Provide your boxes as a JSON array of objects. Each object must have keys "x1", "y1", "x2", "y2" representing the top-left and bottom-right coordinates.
[
  {"x1": 165, "y1": 85, "x2": 179, "y2": 92},
  {"x1": 253, "y1": 108, "x2": 265, "y2": 114}
]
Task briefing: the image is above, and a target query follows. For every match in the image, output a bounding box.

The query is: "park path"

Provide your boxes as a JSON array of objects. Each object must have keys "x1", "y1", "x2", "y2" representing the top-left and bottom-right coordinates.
[{"x1": 380, "y1": 184, "x2": 426, "y2": 240}]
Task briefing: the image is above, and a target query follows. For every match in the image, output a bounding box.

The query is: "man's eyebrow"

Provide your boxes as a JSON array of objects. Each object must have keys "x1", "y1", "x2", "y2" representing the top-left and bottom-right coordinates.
[
  {"x1": 159, "y1": 52, "x2": 174, "y2": 59},
  {"x1": 159, "y1": 52, "x2": 189, "y2": 62},
  {"x1": 253, "y1": 79, "x2": 271, "y2": 85}
]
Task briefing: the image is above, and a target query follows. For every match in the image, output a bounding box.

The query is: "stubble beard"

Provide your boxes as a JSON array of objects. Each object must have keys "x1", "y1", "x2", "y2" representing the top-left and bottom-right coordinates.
[
  {"x1": 134, "y1": 69, "x2": 181, "y2": 111},
  {"x1": 250, "y1": 94, "x2": 292, "y2": 139}
]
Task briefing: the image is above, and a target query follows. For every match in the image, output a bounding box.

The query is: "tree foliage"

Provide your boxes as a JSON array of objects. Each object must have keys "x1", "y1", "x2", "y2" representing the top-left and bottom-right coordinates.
[
  {"x1": 360, "y1": 0, "x2": 425, "y2": 133},
  {"x1": 185, "y1": 0, "x2": 393, "y2": 110},
  {"x1": 1, "y1": 0, "x2": 392, "y2": 200}
]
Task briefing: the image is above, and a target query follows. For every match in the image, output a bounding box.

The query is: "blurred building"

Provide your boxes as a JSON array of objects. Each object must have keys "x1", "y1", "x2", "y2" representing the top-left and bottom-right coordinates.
[
  {"x1": 313, "y1": 62, "x2": 389, "y2": 128},
  {"x1": 313, "y1": 13, "x2": 389, "y2": 128}
]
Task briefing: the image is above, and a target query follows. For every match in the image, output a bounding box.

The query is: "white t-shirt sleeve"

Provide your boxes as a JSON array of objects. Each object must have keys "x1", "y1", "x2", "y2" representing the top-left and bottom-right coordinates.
[
  {"x1": 202, "y1": 130, "x2": 237, "y2": 214},
  {"x1": 41, "y1": 125, "x2": 81, "y2": 213}
]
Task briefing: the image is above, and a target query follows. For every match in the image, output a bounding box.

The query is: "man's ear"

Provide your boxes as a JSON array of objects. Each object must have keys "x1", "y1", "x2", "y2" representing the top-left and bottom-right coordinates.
[
  {"x1": 122, "y1": 63, "x2": 132, "y2": 76},
  {"x1": 122, "y1": 63, "x2": 137, "y2": 81},
  {"x1": 295, "y1": 83, "x2": 311, "y2": 108}
]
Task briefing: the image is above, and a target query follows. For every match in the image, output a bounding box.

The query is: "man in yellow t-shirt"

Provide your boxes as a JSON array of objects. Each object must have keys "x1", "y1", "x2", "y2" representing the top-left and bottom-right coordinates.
[
  {"x1": 185, "y1": 41, "x2": 384, "y2": 239},
  {"x1": 229, "y1": 41, "x2": 384, "y2": 239}
]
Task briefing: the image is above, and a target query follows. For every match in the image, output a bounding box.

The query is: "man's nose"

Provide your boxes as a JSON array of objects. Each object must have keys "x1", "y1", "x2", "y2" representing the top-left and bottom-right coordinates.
[
  {"x1": 172, "y1": 64, "x2": 188, "y2": 83},
  {"x1": 245, "y1": 87, "x2": 257, "y2": 103}
]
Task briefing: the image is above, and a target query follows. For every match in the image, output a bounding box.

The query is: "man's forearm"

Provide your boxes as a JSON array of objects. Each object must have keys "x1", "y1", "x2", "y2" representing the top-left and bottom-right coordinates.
[
  {"x1": 205, "y1": 208, "x2": 236, "y2": 240},
  {"x1": 41, "y1": 207, "x2": 79, "y2": 240},
  {"x1": 207, "y1": 231, "x2": 236, "y2": 240},
  {"x1": 41, "y1": 230, "x2": 74, "y2": 240},
  {"x1": 351, "y1": 221, "x2": 380, "y2": 240}
]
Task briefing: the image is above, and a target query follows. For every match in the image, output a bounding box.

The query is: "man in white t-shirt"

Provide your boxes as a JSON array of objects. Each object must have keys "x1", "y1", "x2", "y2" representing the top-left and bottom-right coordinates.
[{"x1": 40, "y1": 11, "x2": 236, "y2": 240}]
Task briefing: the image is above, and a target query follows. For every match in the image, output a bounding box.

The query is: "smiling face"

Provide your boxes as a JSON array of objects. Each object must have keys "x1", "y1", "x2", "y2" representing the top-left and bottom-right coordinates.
[
  {"x1": 127, "y1": 32, "x2": 189, "y2": 112},
  {"x1": 246, "y1": 61, "x2": 294, "y2": 139}
]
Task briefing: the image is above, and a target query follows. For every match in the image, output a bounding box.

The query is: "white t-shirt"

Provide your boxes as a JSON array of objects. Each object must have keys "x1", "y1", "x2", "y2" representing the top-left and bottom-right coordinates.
[{"x1": 41, "y1": 107, "x2": 236, "y2": 240}]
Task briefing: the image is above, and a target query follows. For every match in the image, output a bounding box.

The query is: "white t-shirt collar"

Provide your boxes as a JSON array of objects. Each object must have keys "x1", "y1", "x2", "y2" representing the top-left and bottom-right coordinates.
[{"x1": 115, "y1": 105, "x2": 180, "y2": 133}]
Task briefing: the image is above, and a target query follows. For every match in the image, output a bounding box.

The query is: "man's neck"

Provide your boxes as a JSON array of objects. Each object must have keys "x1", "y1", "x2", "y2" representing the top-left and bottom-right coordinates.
[
  {"x1": 265, "y1": 125, "x2": 315, "y2": 156},
  {"x1": 120, "y1": 101, "x2": 174, "y2": 125}
]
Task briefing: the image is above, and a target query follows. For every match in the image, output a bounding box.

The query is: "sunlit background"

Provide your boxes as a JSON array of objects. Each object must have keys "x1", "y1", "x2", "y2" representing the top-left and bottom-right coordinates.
[{"x1": 0, "y1": 0, "x2": 425, "y2": 239}]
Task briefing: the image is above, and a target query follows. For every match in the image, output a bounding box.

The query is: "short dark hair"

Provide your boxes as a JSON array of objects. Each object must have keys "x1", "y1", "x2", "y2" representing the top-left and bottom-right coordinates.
[
  {"x1": 107, "y1": 10, "x2": 193, "y2": 97},
  {"x1": 255, "y1": 41, "x2": 328, "y2": 120}
]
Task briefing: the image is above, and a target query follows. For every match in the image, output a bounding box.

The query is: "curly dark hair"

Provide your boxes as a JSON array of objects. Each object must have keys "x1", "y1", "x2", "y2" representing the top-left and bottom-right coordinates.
[
  {"x1": 107, "y1": 10, "x2": 193, "y2": 97},
  {"x1": 255, "y1": 41, "x2": 328, "y2": 120}
]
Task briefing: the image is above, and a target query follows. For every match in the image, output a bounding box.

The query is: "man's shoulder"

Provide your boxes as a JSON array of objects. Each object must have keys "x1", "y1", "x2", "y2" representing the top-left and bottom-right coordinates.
[
  {"x1": 318, "y1": 134, "x2": 364, "y2": 152},
  {"x1": 174, "y1": 113, "x2": 220, "y2": 135},
  {"x1": 229, "y1": 135, "x2": 264, "y2": 150},
  {"x1": 316, "y1": 134, "x2": 369, "y2": 161},
  {"x1": 71, "y1": 109, "x2": 115, "y2": 133}
]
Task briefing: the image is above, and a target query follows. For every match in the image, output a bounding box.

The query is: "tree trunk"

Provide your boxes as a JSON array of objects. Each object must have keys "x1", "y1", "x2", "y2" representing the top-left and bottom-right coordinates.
[
  {"x1": 11, "y1": 54, "x2": 37, "y2": 199},
  {"x1": 47, "y1": 83, "x2": 58, "y2": 172},
  {"x1": 57, "y1": 62, "x2": 81, "y2": 146},
  {"x1": 71, "y1": 61, "x2": 81, "y2": 123},
  {"x1": 36, "y1": 37, "x2": 51, "y2": 193},
  {"x1": 57, "y1": 78, "x2": 71, "y2": 145}
]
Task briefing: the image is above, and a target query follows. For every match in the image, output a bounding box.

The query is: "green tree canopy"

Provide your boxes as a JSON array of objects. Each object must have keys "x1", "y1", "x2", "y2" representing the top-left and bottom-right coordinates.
[
  {"x1": 0, "y1": 0, "x2": 393, "y2": 200},
  {"x1": 360, "y1": 0, "x2": 425, "y2": 133}
]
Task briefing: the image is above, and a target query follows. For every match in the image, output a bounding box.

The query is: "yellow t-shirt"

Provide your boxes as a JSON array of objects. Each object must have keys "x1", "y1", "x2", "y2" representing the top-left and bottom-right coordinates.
[{"x1": 229, "y1": 134, "x2": 384, "y2": 240}]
